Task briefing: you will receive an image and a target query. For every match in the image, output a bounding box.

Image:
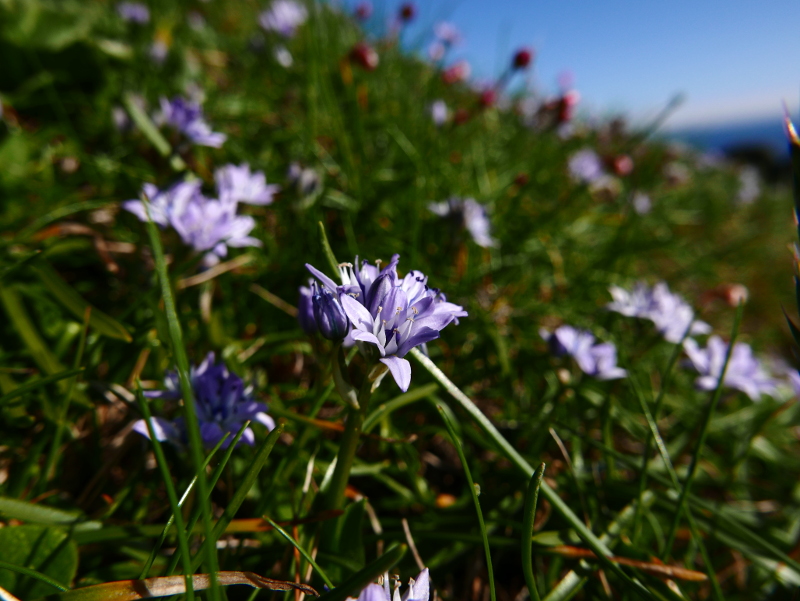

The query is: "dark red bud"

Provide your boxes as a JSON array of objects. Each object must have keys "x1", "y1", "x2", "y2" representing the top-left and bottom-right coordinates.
[
  {"x1": 350, "y1": 42, "x2": 379, "y2": 71},
  {"x1": 479, "y1": 89, "x2": 497, "y2": 108},
  {"x1": 399, "y1": 3, "x2": 415, "y2": 21},
  {"x1": 512, "y1": 48, "x2": 534, "y2": 69}
]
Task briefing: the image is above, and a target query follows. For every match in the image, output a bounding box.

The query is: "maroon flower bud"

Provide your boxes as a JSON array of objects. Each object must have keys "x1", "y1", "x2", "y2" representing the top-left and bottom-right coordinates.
[
  {"x1": 442, "y1": 60, "x2": 470, "y2": 85},
  {"x1": 350, "y1": 42, "x2": 379, "y2": 71},
  {"x1": 354, "y1": 2, "x2": 372, "y2": 20},
  {"x1": 479, "y1": 89, "x2": 497, "y2": 108},
  {"x1": 514, "y1": 172, "x2": 529, "y2": 186},
  {"x1": 512, "y1": 47, "x2": 534, "y2": 70},
  {"x1": 399, "y1": 3, "x2": 415, "y2": 21},
  {"x1": 611, "y1": 155, "x2": 634, "y2": 176},
  {"x1": 453, "y1": 108, "x2": 470, "y2": 126}
]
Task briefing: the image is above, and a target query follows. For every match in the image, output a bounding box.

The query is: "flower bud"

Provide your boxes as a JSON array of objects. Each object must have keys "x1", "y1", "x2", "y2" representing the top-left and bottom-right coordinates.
[
  {"x1": 350, "y1": 42, "x2": 379, "y2": 71},
  {"x1": 298, "y1": 284, "x2": 317, "y2": 335},
  {"x1": 512, "y1": 47, "x2": 534, "y2": 69},
  {"x1": 312, "y1": 284, "x2": 350, "y2": 340},
  {"x1": 354, "y1": 1, "x2": 372, "y2": 20},
  {"x1": 399, "y1": 3, "x2": 415, "y2": 21}
]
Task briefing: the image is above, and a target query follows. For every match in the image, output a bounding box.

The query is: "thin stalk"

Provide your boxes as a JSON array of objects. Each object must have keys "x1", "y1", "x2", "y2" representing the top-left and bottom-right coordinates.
[
  {"x1": 0, "y1": 560, "x2": 68, "y2": 592},
  {"x1": 662, "y1": 302, "x2": 744, "y2": 560},
  {"x1": 136, "y1": 387, "x2": 196, "y2": 600},
  {"x1": 522, "y1": 464, "x2": 546, "y2": 601},
  {"x1": 438, "y1": 406, "x2": 496, "y2": 601},
  {"x1": 263, "y1": 516, "x2": 334, "y2": 589},
  {"x1": 143, "y1": 200, "x2": 220, "y2": 599},
  {"x1": 322, "y1": 377, "x2": 372, "y2": 511}
]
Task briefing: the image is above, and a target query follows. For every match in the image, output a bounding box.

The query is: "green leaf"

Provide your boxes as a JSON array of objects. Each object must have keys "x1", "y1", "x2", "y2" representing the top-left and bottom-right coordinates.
[
  {"x1": 316, "y1": 543, "x2": 407, "y2": 601},
  {"x1": 330, "y1": 498, "x2": 366, "y2": 570},
  {"x1": 30, "y1": 259, "x2": 131, "y2": 342},
  {"x1": 0, "y1": 0, "x2": 98, "y2": 51},
  {"x1": 0, "y1": 526, "x2": 77, "y2": 599},
  {"x1": 522, "y1": 464, "x2": 546, "y2": 601},
  {"x1": 0, "y1": 369, "x2": 84, "y2": 407},
  {"x1": 0, "y1": 498, "x2": 83, "y2": 525},
  {"x1": 317, "y1": 221, "x2": 341, "y2": 276}
]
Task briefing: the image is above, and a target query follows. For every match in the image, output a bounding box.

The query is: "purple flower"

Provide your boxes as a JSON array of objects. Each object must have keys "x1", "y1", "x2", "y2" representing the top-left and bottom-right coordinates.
[
  {"x1": 215, "y1": 163, "x2": 280, "y2": 206},
  {"x1": 305, "y1": 257, "x2": 466, "y2": 391},
  {"x1": 632, "y1": 192, "x2": 652, "y2": 215},
  {"x1": 259, "y1": 0, "x2": 308, "y2": 38},
  {"x1": 568, "y1": 149, "x2": 604, "y2": 184},
  {"x1": 123, "y1": 180, "x2": 202, "y2": 226},
  {"x1": 354, "y1": 2, "x2": 372, "y2": 20},
  {"x1": 540, "y1": 325, "x2": 627, "y2": 380},
  {"x1": 117, "y1": 2, "x2": 150, "y2": 23},
  {"x1": 287, "y1": 163, "x2": 321, "y2": 197},
  {"x1": 346, "y1": 569, "x2": 429, "y2": 601},
  {"x1": 149, "y1": 40, "x2": 169, "y2": 64},
  {"x1": 683, "y1": 336, "x2": 777, "y2": 401},
  {"x1": 312, "y1": 282, "x2": 350, "y2": 340},
  {"x1": 158, "y1": 96, "x2": 226, "y2": 148},
  {"x1": 430, "y1": 100, "x2": 448, "y2": 126},
  {"x1": 123, "y1": 180, "x2": 261, "y2": 266},
  {"x1": 428, "y1": 197, "x2": 497, "y2": 248},
  {"x1": 298, "y1": 282, "x2": 317, "y2": 334},
  {"x1": 133, "y1": 352, "x2": 275, "y2": 448},
  {"x1": 607, "y1": 282, "x2": 711, "y2": 343},
  {"x1": 434, "y1": 22, "x2": 461, "y2": 45}
]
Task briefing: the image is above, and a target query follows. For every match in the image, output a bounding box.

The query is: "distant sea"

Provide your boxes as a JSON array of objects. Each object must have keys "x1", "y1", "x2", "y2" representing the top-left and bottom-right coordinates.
[{"x1": 662, "y1": 115, "x2": 788, "y2": 158}]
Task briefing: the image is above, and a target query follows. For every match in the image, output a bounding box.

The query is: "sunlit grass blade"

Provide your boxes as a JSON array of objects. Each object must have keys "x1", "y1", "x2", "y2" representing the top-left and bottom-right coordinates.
[
  {"x1": 409, "y1": 348, "x2": 655, "y2": 599},
  {"x1": 135, "y1": 386, "x2": 196, "y2": 600},
  {"x1": 362, "y1": 383, "x2": 438, "y2": 432},
  {"x1": 37, "y1": 571, "x2": 317, "y2": 601},
  {"x1": 143, "y1": 196, "x2": 219, "y2": 597},
  {"x1": 522, "y1": 463, "x2": 546, "y2": 601},
  {"x1": 662, "y1": 301, "x2": 744, "y2": 560},
  {"x1": 318, "y1": 220, "x2": 341, "y2": 275},
  {"x1": 0, "y1": 560, "x2": 68, "y2": 593},
  {"x1": 316, "y1": 543, "x2": 407, "y2": 601},
  {"x1": 263, "y1": 516, "x2": 334, "y2": 589},
  {"x1": 438, "y1": 405, "x2": 496, "y2": 601}
]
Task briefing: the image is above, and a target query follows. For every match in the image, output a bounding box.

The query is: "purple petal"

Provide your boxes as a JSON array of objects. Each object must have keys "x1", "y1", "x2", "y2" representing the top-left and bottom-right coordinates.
[
  {"x1": 341, "y1": 294, "x2": 375, "y2": 331},
  {"x1": 396, "y1": 326, "x2": 440, "y2": 357},
  {"x1": 352, "y1": 330, "x2": 386, "y2": 354},
  {"x1": 306, "y1": 263, "x2": 340, "y2": 292},
  {"x1": 133, "y1": 417, "x2": 179, "y2": 442},
  {"x1": 380, "y1": 356, "x2": 412, "y2": 392}
]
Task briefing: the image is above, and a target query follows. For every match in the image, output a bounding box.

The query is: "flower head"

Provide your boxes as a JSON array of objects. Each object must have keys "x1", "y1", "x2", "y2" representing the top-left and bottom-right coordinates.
[
  {"x1": 133, "y1": 352, "x2": 275, "y2": 448},
  {"x1": 287, "y1": 163, "x2": 321, "y2": 197},
  {"x1": 215, "y1": 163, "x2": 280, "y2": 206},
  {"x1": 512, "y1": 47, "x2": 534, "y2": 70},
  {"x1": 305, "y1": 257, "x2": 466, "y2": 391},
  {"x1": 158, "y1": 96, "x2": 226, "y2": 148},
  {"x1": 428, "y1": 197, "x2": 497, "y2": 248},
  {"x1": 442, "y1": 60, "x2": 471, "y2": 85},
  {"x1": 607, "y1": 282, "x2": 711, "y2": 343},
  {"x1": 399, "y1": 3, "x2": 415, "y2": 22},
  {"x1": 354, "y1": 2, "x2": 372, "y2": 20},
  {"x1": 350, "y1": 42, "x2": 379, "y2": 71},
  {"x1": 683, "y1": 336, "x2": 777, "y2": 401},
  {"x1": 123, "y1": 180, "x2": 201, "y2": 226},
  {"x1": 312, "y1": 282, "x2": 350, "y2": 340},
  {"x1": 430, "y1": 100, "x2": 448, "y2": 126},
  {"x1": 568, "y1": 149, "x2": 604, "y2": 184},
  {"x1": 117, "y1": 2, "x2": 150, "y2": 23},
  {"x1": 346, "y1": 569, "x2": 430, "y2": 601},
  {"x1": 259, "y1": 0, "x2": 308, "y2": 37},
  {"x1": 540, "y1": 325, "x2": 627, "y2": 380}
]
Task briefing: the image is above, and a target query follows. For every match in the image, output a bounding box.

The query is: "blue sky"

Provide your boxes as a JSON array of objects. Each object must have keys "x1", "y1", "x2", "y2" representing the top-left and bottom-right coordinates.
[{"x1": 345, "y1": 0, "x2": 800, "y2": 128}]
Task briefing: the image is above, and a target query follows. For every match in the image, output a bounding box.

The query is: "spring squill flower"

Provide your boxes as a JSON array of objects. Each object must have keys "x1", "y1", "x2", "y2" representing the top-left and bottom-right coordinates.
[
  {"x1": 568, "y1": 149, "x2": 604, "y2": 184},
  {"x1": 683, "y1": 336, "x2": 777, "y2": 401},
  {"x1": 428, "y1": 197, "x2": 497, "y2": 248},
  {"x1": 215, "y1": 163, "x2": 280, "y2": 206},
  {"x1": 158, "y1": 96, "x2": 226, "y2": 148},
  {"x1": 133, "y1": 352, "x2": 275, "y2": 448},
  {"x1": 123, "y1": 180, "x2": 202, "y2": 226},
  {"x1": 305, "y1": 257, "x2": 466, "y2": 391},
  {"x1": 117, "y1": 2, "x2": 150, "y2": 23},
  {"x1": 346, "y1": 569, "x2": 430, "y2": 601},
  {"x1": 607, "y1": 282, "x2": 711, "y2": 343},
  {"x1": 430, "y1": 100, "x2": 448, "y2": 126},
  {"x1": 259, "y1": 0, "x2": 308, "y2": 38},
  {"x1": 540, "y1": 325, "x2": 627, "y2": 380}
]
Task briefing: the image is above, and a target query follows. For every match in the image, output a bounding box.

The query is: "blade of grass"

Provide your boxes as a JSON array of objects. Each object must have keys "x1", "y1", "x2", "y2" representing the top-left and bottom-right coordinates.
[
  {"x1": 410, "y1": 348, "x2": 655, "y2": 600},
  {"x1": 143, "y1": 197, "x2": 220, "y2": 598},
  {"x1": 0, "y1": 369, "x2": 84, "y2": 407},
  {"x1": 136, "y1": 386, "x2": 196, "y2": 600},
  {"x1": 438, "y1": 405, "x2": 496, "y2": 601},
  {"x1": 139, "y1": 426, "x2": 240, "y2": 579},
  {"x1": 263, "y1": 516, "x2": 334, "y2": 589},
  {"x1": 190, "y1": 424, "x2": 285, "y2": 572},
  {"x1": 522, "y1": 464, "x2": 546, "y2": 601},
  {"x1": 662, "y1": 301, "x2": 744, "y2": 561},
  {"x1": 317, "y1": 221, "x2": 341, "y2": 276},
  {"x1": 0, "y1": 250, "x2": 41, "y2": 281},
  {"x1": 0, "y1": 560, "x2": 68, "y2": 593}
]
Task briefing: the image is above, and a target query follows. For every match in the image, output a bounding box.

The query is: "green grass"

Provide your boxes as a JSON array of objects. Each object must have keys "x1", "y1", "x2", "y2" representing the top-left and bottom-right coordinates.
[{"x1": 1, "y1": 1, "x2": 800, "y2": 599}]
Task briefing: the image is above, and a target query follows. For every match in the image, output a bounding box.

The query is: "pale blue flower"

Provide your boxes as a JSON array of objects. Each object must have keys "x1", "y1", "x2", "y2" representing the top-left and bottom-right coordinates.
[
  {"x1": 568, "y1": 149, "x2": 604, "y2": 184},
  {"x1": 158, "y1": 96, "x2": 226, "y2": 148},
  {"x1": 428, "y1": 197, "x2": 497, "y2": 248},
  {"x1": 117, "y1": 2, "x2": 150, "y2": 23},
  {"x1": 540, "y1": 325, "x2": 627, "y2": 380},
  {"x1": 215, "y1": 163, "x2": 280, "y2": 206},
  {"x1": 259, "y1": 0, "x2": 308, "y2": 38},
  {"x1": 346, "y1": 569, "x2": 429, "y2": 601}
]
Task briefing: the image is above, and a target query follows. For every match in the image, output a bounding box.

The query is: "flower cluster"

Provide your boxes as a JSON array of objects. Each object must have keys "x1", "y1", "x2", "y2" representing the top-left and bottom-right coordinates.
[
  {"x1": 428, "y1": 197, "x2": 497, "y2": 248},
  {"x1": 259, "y1": 0, "x2": 308, "y2": 38},
  {"x1": 607, "y1": 281, "x2": 711, "y2": 343},
  {"x1": 157, "y1": 96, "x2": 227, "y2": 148},
  {"x1": 683, "y1": 336, "x2": 776, "y2": 401},
  {"x1": 568, "y1": 148, "x2": 604, "y2": 184},
  {"x1": 346, "y1": 569, "x2": 429, "y2": 601},
  {"x1": 117, "y1": 2, "x2": 150, "y2": 23},
  {"x1": 428, "y1": 22, "x2": 461, "y2": 62},
  {"x1": 540, "y1": 325, "x2": 627, "y2": 380},
  {"x1": 133, "y1": 353, "x2": 275, "y2": 448},
  {"x1": 301, "y1": 255, "x2": 467, "y2": 391},
  {"x1": 123, "y1": 163, "x2": 278, "y2": 265}
]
